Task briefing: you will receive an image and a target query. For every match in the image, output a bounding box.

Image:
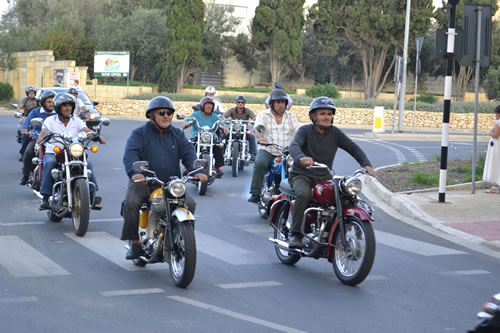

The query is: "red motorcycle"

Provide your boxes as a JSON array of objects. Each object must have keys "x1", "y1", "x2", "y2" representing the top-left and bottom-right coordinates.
[{"x1": 268, "y1": 163, "x2": 376, "y2": 286}]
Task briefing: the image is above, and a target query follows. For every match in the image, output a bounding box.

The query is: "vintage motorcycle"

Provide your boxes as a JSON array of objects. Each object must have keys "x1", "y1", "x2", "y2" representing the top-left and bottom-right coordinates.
[
  {"x1": 268, "y1": 163, "x2": 376, "y2": 286},
  {"x1": 38, "y1": 124, "x2": 109, "y2": 236},
  {"x1": 223, "y1": 119, "x2": 253, "y2": 177},
  {"x1": 468, "y1": 293, "x2": 500, "y2": 333},
  {"x1": 22, "y1": 116, "x2": 44, "y2": 190},
  {"x1": 181, "y1": 116, "x2": 221, "y2": 196},
  {"x1": 127, "y1": 159, "x2": 207, "y2": 288}
]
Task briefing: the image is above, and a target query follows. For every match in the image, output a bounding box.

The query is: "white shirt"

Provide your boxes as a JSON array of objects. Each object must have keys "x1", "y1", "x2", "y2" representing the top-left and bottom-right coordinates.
[
  {"x1": 254, "y1": 109, "x2": 301, "y2": 156},
  {"x1": 42, "y1": 115, "x2": 87, "y2": 153},
  {"x1": 74, "y1": 98, "x2": 86, "y2": 117}
]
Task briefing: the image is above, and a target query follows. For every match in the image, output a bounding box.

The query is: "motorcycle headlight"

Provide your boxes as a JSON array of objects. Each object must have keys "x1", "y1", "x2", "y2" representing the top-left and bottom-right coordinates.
[
  {"x1": 201, "y1": 132, "x2": 212, "y2": 144},
  {"x1": 168, "y1": 179, "x2": 187, "y2": 198},
  {"x1": 69, "y1": 143, "x2": 84, "y2": 157},
  {"x1": 286, "y1": 155, "x2": 294, "y2": 167},
  {"x1": 343, "y1": 177, "x2": 362, "y2": 196},
  {"x1": 233, "y1": 123, "x2": 242, "y2": 132}
]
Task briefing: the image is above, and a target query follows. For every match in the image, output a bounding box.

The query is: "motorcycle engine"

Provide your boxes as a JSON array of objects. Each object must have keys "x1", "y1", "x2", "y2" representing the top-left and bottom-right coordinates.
[{"x1": 261, "y1": 191, "x2": 272, "y2": 204}]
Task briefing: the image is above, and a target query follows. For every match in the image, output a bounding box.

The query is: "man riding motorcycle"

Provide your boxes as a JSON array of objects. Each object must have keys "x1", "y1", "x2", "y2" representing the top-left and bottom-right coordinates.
[
  {"x1": 287, "y1": 96, "x2": 376, "y2": 248},
  {"x1": 67, "y1": 87, "x2": 88, "y2": 119},
  {"x1": 204, "y1": 86, "x2": 224, "y2": 115},
  {"x1": 121, "y1": 96, "x2": 207, "y2": 260},
  {"x1": 182, "y1": 96, "x2": 225, "y2": 178},
  {"x1": 247, "y1": 88, "x2": 301, "y2": 203},
  {"x1": 223, "y1": 95, "x2": 257, "y2": 162},
  {"x1": 18, "y1": 89, "x2": 57, "y2": 185},
  {"x1": 36, "y1": 93, "x2": 107, "y2": 209},
  {"x1": 17, "y1": 86, "x2": 39, "y2": 156}
]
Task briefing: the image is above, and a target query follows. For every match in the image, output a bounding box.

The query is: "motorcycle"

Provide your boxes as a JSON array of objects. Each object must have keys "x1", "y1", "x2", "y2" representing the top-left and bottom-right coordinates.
[
  {"x1": 126, "y1": 159, "x2": 207, "y2": 288},
  {"x1": 21, "y1": 117, "x2": 44, "y2": 190},
  {"x1": 268, "y1": 163, "x2": 376, "y2": 286},
  {"x1": 38, "y1": 123, "x2": 109, "y2": 236},
  {"x1": 223, "y1": 119, "x2": 254, "y2": 177},
  {"x1": 181, "y1": 116, "x2": 221, "y2": 196},
  {"x1": 468, "y1": 293, "x2": 500, "y2": 333}
]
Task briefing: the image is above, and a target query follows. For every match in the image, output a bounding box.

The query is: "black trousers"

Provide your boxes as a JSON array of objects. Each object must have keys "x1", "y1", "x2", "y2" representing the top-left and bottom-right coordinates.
[{"x1": 22, "y1": 140, "x2": 36, "y2": 177}]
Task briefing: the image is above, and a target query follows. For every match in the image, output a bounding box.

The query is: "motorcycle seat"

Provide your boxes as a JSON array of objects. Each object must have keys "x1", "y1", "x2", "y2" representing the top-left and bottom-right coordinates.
[{"x1": 279, "y1": 179, "x2": 296, "y2": 197}]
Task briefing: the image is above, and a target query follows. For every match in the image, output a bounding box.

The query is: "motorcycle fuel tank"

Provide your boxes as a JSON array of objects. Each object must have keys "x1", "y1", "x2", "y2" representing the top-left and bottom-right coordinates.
[{"x1": 313, "y1": 180, "x2": 336, "y2": 205}]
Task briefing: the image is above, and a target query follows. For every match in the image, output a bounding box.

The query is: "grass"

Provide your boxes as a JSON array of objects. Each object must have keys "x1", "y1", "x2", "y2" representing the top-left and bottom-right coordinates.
[{"x1": 408, "y1": 171, "x2": 441, "y2": 185}]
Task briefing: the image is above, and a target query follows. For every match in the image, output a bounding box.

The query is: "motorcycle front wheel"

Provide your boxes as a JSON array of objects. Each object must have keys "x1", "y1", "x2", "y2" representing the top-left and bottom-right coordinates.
[
  {"x1": 72, "y1": 178, "x2": 90, "y2": 237},
  {"x1": 274, "y1": 205, "x2": 300, "y2": 265},
  {"x1": 332, "y1": 217, "x2": 375, "y2": 286},
  {"x1": 231, "y1": 141, "x2": 239, "y2": 177},
  {"x1": 169, "y1": 220, "x2": 196, "y2": 288}
]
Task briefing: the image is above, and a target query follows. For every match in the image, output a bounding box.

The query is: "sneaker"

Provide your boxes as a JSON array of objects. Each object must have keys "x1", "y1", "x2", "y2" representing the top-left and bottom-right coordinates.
[
  {"x1": 18, "y1": 155, "x2": 23, "y2": 162},
  {"x1": 216, "y1": 169, "x2": 224, "y2": 178},
  {"x1": 19, "y1": 176, "x2": 28, "y2": 185},
  {"x1": 126, "y1": 243, "x2": 144, "y2": 260},
  {"x1": 92, "y1": 196, "x2": 102, "y2": 210},
  {"x1": 288, "y1": 235, "x2": 303, "y2": 248},
  {"x1": 39, "y1": 195, "x2": 50, "y2": 210},
  {"x1": 247, "y1": 194, "x2": 260, "y2": 203}
]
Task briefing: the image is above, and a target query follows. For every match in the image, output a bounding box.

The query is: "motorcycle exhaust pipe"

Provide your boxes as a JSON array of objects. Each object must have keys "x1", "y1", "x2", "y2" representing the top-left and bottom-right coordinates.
[{"x1": 268, "y1": 238, "x2": 304, "y2": 254}]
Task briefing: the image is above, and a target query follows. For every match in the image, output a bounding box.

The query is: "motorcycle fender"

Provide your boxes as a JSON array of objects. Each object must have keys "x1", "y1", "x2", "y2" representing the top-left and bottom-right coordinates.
[
  {"x1": 172, "y1": 207, "x2": 195, "y2": 223},
  {"x1": 268, "y1": 198, "x2": 288, "y2": 226},
  {"x1": 344, "y1": 206, "x2": 373, "y2": 221}
]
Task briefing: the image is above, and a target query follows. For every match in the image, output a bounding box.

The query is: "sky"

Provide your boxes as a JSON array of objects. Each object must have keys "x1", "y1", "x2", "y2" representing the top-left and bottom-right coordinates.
[{"x1": 0, "y1": 0, "x2": 10, "y2": 17}]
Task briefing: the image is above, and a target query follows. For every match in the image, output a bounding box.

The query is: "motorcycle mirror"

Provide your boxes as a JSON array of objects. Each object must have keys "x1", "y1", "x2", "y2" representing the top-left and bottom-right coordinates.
[
  {"x1": 132, "y1": 161, "x2": 149, "y2": 172},
  {"x1": 11, "y1": 103, "x2": 19, "y2": 109},
  {"x1": 13, "y1": 111, "x2": 22, "y2": 118},
  {"x1": 255, "y1": 125, "x2": 265, "y2": 133},
  {"x1": 101, "y1": 118, "x2": 110, "y2": 126},
  {"x1": 30, "y1": 117, "x2": 43, "y2": 127},
  {"x1": 176, "y1": 114, "x2": 186, "y2": 120},
  {"x1": 93, "y1": 101, "x2": 99, "y2": 106},
  {"x1": 193, "y1": 159, "x2": 208, "y2": 169}
]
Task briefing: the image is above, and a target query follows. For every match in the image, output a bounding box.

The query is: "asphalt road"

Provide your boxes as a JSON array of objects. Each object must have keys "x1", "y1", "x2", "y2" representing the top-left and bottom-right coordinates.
[{"x1": 0, "y1": 115, "x2": 496, "y2": 333}]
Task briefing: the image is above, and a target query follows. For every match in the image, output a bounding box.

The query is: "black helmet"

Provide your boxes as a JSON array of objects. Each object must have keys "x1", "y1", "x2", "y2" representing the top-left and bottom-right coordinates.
[
  {"x1": 25, "y1": 86, "x2": 37, "y2": 96},
  {"x1": 54, "y1": 93, "x2": 76, "y2": 115},
  {"x1": 235, "y1": 95, "x2": 246, "y2": 103},
  {"x1": 269, "y1": 88, "x2": 288, "y2": 109},
  {"x1": 39, "y1": 90, "x2": 56, "y2": 109},
  {"x1": 67, "y1": 87, "x2": 78, "y2": 95},
  {"x1": 200, "y1": 96, "x2": 215, "y2": 113},
  {"x1": 273, "y1": 82, "x2": 284, "y2": 89},
  {"x1": 308, "y1": 96, "x2": 336, "y2": 121},
  {"x1": 146, "y1": 96, "x2": 175, "y2": 119}
]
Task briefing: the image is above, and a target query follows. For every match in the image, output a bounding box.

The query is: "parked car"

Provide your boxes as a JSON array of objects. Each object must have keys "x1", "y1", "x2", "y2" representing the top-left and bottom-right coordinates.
[{"x1": 35, "y1": 87, "x2": 99, "y2": 113}]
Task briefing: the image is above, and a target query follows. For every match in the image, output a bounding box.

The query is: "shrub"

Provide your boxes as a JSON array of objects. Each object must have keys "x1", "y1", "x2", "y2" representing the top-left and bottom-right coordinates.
[
  {"x1": 409, "y1": 93, "x2": 438, "y2": 104},
  {"x1": 306, "y1": 83, "x2": 341, "y2": 99},
  {"x1": 408, "y1": 171, "x2": 440, "y2": 185},
  {"x1": 0, "y1": 81, "x2": 14, "y2": 101},
  {"x1": 484, "y1": 66, "x2": 500, "y2": 101}
]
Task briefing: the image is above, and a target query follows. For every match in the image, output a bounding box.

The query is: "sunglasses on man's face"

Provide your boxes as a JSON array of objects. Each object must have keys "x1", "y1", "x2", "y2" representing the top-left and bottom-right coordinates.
[
  {"x1": 158, "y1": 110, "x2": 174, "y2": 117},
  {"x1": 237, "y1": 101, "x2": 245, "y2": 104}
]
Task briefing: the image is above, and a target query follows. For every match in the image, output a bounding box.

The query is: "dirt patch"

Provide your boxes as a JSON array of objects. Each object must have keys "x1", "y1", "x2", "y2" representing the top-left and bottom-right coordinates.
[{"x1": 376, "y1": 159, "x2": 475, "y2": 193}]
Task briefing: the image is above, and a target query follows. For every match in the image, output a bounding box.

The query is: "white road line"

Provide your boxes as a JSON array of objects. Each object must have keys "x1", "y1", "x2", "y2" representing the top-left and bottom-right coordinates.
[
  {"x1": 376, "y1": 231, "x2": 467, "y2": 256},
  {"x1": 387, "y1": 142, "x2": 427, "y2": 162},
  {"x1": 100, "y1": 288, "x2": 165, "y2": 297},
  {"x1": 196, "y1": 231, "x2": 268, "y2": 265},
  {"x1": 440, "y1": 270, "x2": 490, "y2": 275},
  {"x1": 0, "y1": 296, "x2": 38, "y2": 304},
  {"x1": 168, "y1": 295, "x2": 306, "y2": 333},
  {"x1": 0, "y1": 221, "x2": 45, "y2": 226},
  {"x1": 356, "y1": 138, "x2": 406, "y2": 164},
  {"x1": 65, "y1": 231, "x2": 166, "y2": 271},
  {"x1": 364, "y1": 275, "x2": 390, "y2": 281},
  {"x1": 216, "y1": 281, "x2": 282, "y2": 289},
  {"x1": 234, "y1": 224, "x2": 273, "y2": 235},
  {"x1": 0, "y1": 236, "x2": 70, "y2": 277}
]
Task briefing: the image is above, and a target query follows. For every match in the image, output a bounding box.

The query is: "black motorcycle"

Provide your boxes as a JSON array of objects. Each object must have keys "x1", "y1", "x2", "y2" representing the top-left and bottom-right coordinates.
[
  {"x1": 223, "y1": 119, "x2": 254, "y2": 177},
  {"x1": 468, "y1": 293, "x2": 500, "y2": 333}
]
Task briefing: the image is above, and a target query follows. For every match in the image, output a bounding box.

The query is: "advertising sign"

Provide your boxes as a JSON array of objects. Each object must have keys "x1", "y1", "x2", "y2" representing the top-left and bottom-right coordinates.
[
  {"x1": 53, "y1": 69, "x2": 66, "y2": 87},
  {"x1": 67, "y1": 72, "x2": 81, "y2": 87},
  {"x1": 94, "y1": 51, "x2": 130, "y2": 77}
]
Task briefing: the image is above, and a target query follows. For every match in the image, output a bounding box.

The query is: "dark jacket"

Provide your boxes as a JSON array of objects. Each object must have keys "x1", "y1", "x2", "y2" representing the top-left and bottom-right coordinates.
[
  {"x1": 123, "y1": 121, "x2": 198, "y2": 182},
  {"x1": 20, "y1": 107, "x2": 56, "y2": 139}
]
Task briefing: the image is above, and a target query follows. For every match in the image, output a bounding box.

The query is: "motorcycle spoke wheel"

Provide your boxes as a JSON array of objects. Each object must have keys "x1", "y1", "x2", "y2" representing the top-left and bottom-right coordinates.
[
  {"x1": 274, "y1": 205, "x2": 300, "y2": 265},
  {"x1": 169, "y1": 221, "x2": 196, "y2": 288},
  {"x1": 332, "y1": 217, "x2": 375, "y2": 286},
  {"x1": 72, "y1": 178, "x2": 90, "y2": 237}
]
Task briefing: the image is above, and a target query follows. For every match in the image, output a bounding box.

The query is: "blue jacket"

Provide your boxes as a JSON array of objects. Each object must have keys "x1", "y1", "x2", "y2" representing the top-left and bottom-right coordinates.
[
  {"x1": 21, "y1": 107, "x2": 56, "y2": 139},
  {"x1": 123, "y1": 121, "x2": 198, "y2": 182}
]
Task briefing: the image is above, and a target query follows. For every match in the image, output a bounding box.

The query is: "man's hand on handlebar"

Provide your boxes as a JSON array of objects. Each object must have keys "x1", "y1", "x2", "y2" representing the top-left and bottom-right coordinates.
[
  {"x1": 132, "y1": 174, "x2": 146, "y2": 184},
  {"x1": 300, "y1": 157, "x2": 314, "y2": 167},
  {"x1": 364, "y1": 166, "x2": 377, "y2": 178}
]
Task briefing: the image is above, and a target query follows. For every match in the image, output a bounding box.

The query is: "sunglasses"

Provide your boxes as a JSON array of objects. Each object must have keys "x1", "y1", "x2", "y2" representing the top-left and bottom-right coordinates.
[
  {"x1": 237, "y1": 101, "x2": 245, "y2": 104},
  {"x1": 158, "y1": 110, "x2": 174, "y2": 117}
]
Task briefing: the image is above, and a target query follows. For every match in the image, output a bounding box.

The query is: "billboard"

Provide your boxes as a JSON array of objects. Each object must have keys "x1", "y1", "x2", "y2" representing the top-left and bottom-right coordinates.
[{"x1": 94, "y1": 51, "x2": 130, "y2": 77}]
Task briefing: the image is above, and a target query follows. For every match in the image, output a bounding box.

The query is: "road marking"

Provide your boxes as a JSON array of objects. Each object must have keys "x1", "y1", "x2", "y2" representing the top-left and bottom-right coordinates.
[
  {"x1": 0, "y1": 236, "x2": 70, "y2": 277},
  {"x1": 386, "y1": 142, "x2": 427, "y2": 162},
  {"x1": 0, "y1": 221, "x2": 45, "y2": 226},
  {"x1": 440, "y1": 270, "x2": 490, "y2": 275},
  {"x1": 196, "y1": 231, "x2": 268, "y2": 265},
  {"x1": 357, "y1": 138, "x2": 406, "y2": 164},
  {"x1": 234, "y1": 224, "x2": 273, "y2": 235},
  {"x1": 364, "y1": 275, "x2": 390, "y2": 281},
  {"x1": 100, "y1": 288, "x2": 165, "y2": 297},
  {"x1": 216, "y1": 281, "x2": 282, "y2": 289},
  {"x1": 168, "y1": 295, "x2": 306, "y2": 333},
  {"x1": 376, "y1": 231, "x2": 467, "y2": 256},
  {"x1": 65, "y1": 231, "x2": 166, "y2": 271},
  {"x1": 0, "y1": 296, "x2": 38, "y2": 304}
]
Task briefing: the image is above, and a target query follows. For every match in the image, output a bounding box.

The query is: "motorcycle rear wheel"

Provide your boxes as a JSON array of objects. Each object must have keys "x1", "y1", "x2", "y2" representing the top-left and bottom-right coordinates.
[
  {"x1": 169, "y1": 220, "x2": 196, "y2": 288},
  {"x1": 72, "y1": 178, "x2": 90, "y2": 237},
  {"x1": 231, "y1": 141, "x2": 239, "y2": 177},
  {"x1": 332, "y1": 217, "x2": 375, "y2": 286},
  {"x1": 274, "y1": 205, "x2": 300, "y2": 265}
]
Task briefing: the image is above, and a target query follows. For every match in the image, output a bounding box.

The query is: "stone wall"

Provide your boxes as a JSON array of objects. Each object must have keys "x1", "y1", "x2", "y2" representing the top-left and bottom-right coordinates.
[{"x1": 97, "y1": 99, "x2": 496, "y2": 130}]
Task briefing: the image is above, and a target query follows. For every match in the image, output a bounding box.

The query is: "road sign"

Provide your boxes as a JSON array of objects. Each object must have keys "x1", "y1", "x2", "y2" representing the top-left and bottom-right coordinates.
[{"x1": 461, "y1": 5, "x2": 492, "y2": 67}]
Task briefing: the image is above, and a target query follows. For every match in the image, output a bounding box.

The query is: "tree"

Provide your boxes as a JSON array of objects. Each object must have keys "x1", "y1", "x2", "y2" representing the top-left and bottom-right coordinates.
[
  {"x1": 158, "y1": 0, "x2": 205, "y2": 92},
  {"x1": 251, "y1": 0, "x2": 305, "y2": 84},
  {"x1": 229, "y1": 33, "x2": 259, "y2": 87},
  {"x1": 310, "y1": 0, "x2": 433, "y2": 100}
]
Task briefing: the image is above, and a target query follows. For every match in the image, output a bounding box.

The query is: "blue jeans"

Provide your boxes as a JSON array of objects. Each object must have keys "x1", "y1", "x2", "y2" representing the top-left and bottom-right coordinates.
[{"x1": 40, "y1": 153, "x2": 98, "y2": 196}]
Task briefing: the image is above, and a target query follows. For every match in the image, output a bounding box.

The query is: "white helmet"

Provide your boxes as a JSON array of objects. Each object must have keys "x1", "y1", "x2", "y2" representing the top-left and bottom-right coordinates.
[{"x1": 204, "y1": 86, "x2": 216, "y2": 95}]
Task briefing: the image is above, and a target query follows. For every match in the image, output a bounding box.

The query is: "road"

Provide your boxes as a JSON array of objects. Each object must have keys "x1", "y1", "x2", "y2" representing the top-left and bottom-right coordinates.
[{"x1": 0, "y1": 115, "x2": 496, "y2": 333}]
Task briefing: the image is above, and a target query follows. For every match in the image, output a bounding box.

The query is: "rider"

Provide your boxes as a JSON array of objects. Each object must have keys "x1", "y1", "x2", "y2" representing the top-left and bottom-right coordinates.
[
  {"x1": 18, "y1": 90, "x2": 57, "y2": 185},
  {"x1": 121, "y1": 96, "x2": 208, "y2": 260},
  {"x1": 36, "y1": 93, "x2": 107, "y2": 209},
  {"x1": 287, "y1": 96, "x2": 377, "y2": 248},
  {"x1": 223, "y1": 95, "x2": 257, "y2": 161},
  {"x1": 264, "y1": 82, "x2": 293, "y2": 111},
  {"x1": 204, "y1": 85, "x2": 224, "y2": 115},
  {"x1": 247, "y1": 88, "x2": 301, "y2": 203},
  {"x1": 17, "y1": 86, "x2": 39, "y2": 155},
  {"x1": 67, "y1": 87, "x2": 88, "y2": 119},
  {"x1": 182, "y1": 96, "x2": 225, "y2": 178}
]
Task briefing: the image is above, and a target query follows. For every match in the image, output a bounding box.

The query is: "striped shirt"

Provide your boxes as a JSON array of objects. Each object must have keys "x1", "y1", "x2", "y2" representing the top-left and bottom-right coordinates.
[{"x1": 254, "y1": 109, "x2": 301, "y2": 156}]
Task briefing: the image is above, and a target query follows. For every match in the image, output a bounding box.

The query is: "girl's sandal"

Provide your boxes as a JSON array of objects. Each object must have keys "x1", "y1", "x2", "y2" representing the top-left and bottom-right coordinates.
[{"x1": 485, "y1": 186, "x2": 500, "y2": 194}]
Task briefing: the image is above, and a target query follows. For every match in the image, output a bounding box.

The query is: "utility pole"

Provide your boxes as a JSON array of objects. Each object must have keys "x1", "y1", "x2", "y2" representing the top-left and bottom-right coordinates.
[{"x1": 397, "y1": 0, "x2": 411, "y2": 132}]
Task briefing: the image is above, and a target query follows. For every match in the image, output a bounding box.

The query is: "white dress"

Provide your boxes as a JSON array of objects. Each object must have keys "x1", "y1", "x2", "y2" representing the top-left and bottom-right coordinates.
[{"x1": 482, "y1": 119, "x2": 500, "y2": 185}]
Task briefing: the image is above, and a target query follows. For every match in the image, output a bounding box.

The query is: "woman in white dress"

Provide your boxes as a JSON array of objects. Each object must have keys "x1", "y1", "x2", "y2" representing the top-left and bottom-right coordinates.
[{"x1": 483, "y1": 105, "x2": 500, "y2": 193}]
